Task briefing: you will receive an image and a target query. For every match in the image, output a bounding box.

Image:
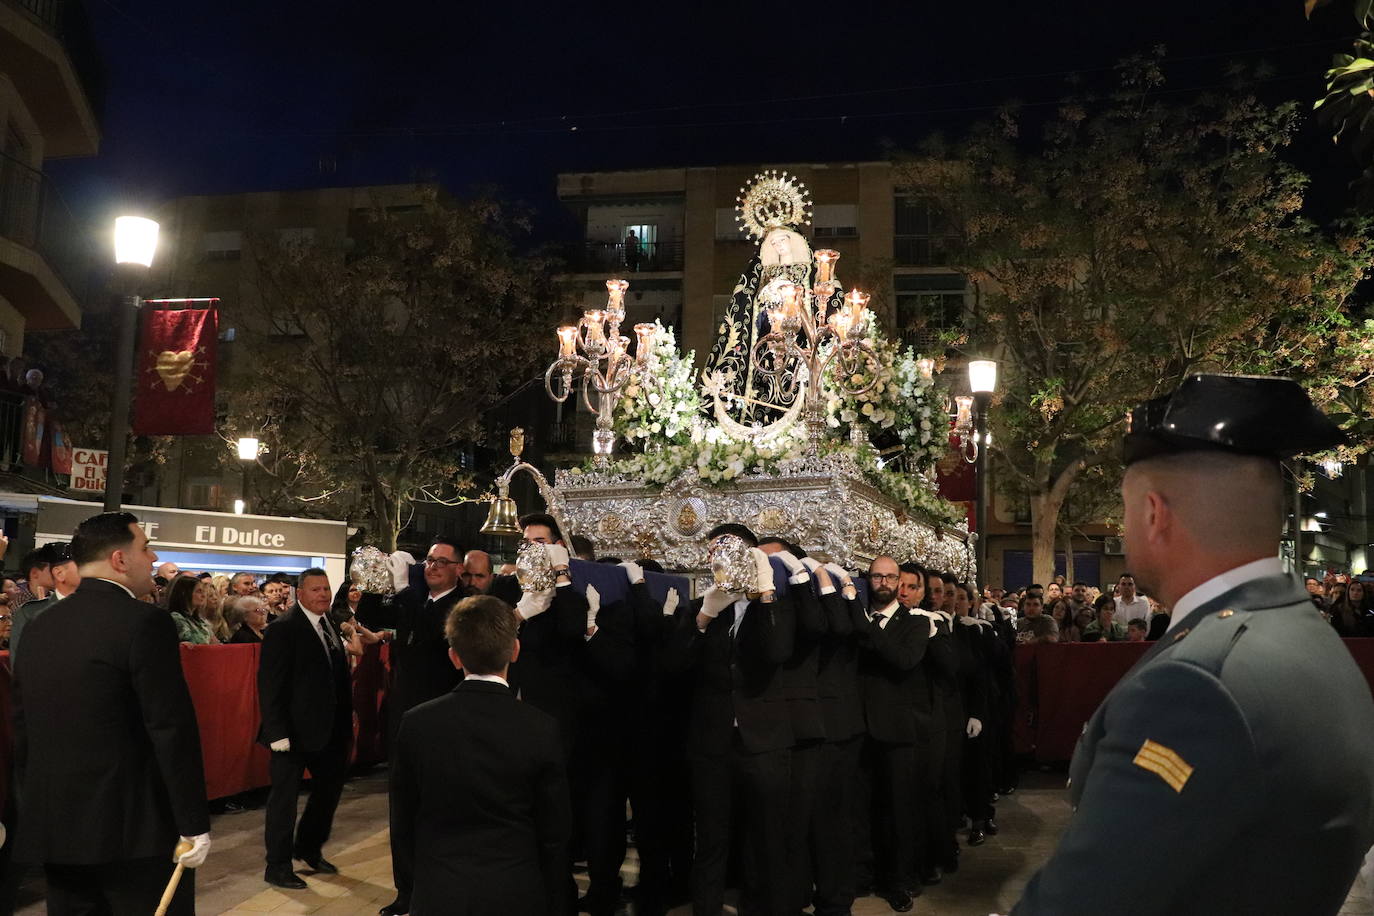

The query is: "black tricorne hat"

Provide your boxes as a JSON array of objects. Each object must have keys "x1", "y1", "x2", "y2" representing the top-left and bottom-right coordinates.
[{"x1": 1123, "y1": 374, "x2": 1348, "y2": 466}]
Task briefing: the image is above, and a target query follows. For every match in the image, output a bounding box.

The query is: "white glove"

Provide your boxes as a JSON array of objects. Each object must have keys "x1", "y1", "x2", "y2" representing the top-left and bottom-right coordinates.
[
  {"x1": 751, "y1": 548, "x2": 775, "y2": 595},
  {"x1": 516, "y1": 588, "x2": 555, "y2": 620},
  {"x1": 662, "y1": 588, "x2": 680, "y2": 617},
  {"x1": 545, "y1": 543, "x2": 571, "y2": 570},
  {"x1": 269, "y1": 738, "x2": 291, "y2": 753},
  {"x1": 585, "y1": 584, "x2": 600, "y2": 632},
  {"x1": 966, "y1": 717, "x2": 983, "y2": 738},
  {"x1": 823, "y1": 562, "x2": 853, "y2": 586},
  {"x1": 619, "y1": 560, "x2": 644, "y2": 585},
  {"x1": 799, "y1": 556, "x2": 822, "y2": 573},
  {"x1": 776, "y1": 551, "x2": 806, "y2": 576},
  {"x1": 177, "y1": 832, "x2": 212, "y2": 868},
  {"x1": 700, "y1": 585, "x2": 735, "y2": 619}
]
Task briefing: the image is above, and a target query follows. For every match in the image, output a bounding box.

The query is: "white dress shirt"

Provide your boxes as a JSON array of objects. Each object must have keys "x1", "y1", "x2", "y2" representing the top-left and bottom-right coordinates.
[
  {"x1": 1114, "y1": 594, "x2": 1152, "y2": 625},
  {"x1": 464, "y1": 673, "x2": 509, "y2": 687},
  {"x1": 96, "y1": 577, "x2": 136, "y2": 599},
  {"x1": 871, "y1": 600, "x2": 900, "y2": 629},
  {"x1": 1166, "y1": 557, "x2": 1286, "y2": 633},
  {"x1": 299, "y1": 606, "x2": 337, "y2": 656}
]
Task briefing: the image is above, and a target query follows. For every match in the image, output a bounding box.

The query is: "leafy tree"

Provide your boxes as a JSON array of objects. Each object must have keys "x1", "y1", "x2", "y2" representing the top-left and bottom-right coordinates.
[
  {"x1": 895, "y1": 56, "x2": 1374, "y2": 585},
  {"x1": 219, "y1": 190, "x2": 563, "y2": 551}
]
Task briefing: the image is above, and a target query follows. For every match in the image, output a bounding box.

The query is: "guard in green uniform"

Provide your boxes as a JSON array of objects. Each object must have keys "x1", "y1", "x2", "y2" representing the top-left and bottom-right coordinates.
[{"x1": 1015, "y1": 374, "x2": 1374, "y2": 916}]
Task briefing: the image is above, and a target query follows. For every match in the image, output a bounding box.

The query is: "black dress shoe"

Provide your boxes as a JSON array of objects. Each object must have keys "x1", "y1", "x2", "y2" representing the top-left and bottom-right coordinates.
[
  {"x1": 264, "y1": 865, "x2": 307, "y2": 889},
  {"x1": 920, "y1": 866, "x2": 943, "y2": 886},
  {"x1": 295, "y1": 854, "x2": 338, "y2": 874},
  {"x1": 378, "y1": 900, "x2": 409, "y2": 916},
  {"x1": 985, "y1": 818, "x2": 1000, "y2": 836},
  {"x1": 881, "y1": 889, "x2": 914, "y2": 912},
  {"x1": 968, "y1": 827, "x2": 987, "y2": 846}
]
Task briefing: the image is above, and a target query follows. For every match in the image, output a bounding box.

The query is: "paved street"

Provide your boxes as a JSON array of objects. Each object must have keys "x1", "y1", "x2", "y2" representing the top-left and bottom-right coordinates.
[{"x1": 14, "y1": 767, "x2": 1374, "y2": 915}]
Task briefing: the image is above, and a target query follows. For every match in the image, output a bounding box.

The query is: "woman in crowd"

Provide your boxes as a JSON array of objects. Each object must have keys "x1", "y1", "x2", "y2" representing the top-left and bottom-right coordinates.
[
  {"x1": 1047, "y1": 598, "x2": 1081, "y2": 642},
  {"x1": 167, "y1": 575, "x2": 219, "y2": 645},
  {"x1": 1329, "y1": 581, "x2": 1372, "y2": 637},
  {"x1": 226, "y1": 595, "x2": 270, "y2": 643},
  {"x1": 330, "y1": 580, "x2": 381, "y2": 657}
]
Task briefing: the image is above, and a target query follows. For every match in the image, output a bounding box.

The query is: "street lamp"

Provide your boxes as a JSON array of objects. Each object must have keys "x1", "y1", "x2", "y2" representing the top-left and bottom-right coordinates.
[
  {"x1": 236, "y1": 436, "x2": 259, "y2": 514},
  {"x1": 105, "y1": 217, "x2": 159, "y2": 511},
  {"x1": 968, "y1": 359, "x2": 997, "y2": 586}
]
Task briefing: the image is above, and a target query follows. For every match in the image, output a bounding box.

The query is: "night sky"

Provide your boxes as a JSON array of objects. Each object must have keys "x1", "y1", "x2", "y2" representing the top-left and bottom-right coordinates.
[{"x1": 46, "y1": 0, "x2": 1368, "y2": 234}]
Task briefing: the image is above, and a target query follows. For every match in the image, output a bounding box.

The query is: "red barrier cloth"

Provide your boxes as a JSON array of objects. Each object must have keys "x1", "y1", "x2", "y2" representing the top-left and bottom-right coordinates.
[
  {"x1": 179, "y1": 643, "x2": 271, "y2": 801},
  {"x1": 351, "y1": 642, "x2": 390, "y2": 768},
  {"x1": 0, "y1": 655, "x2": 12, "y2": 818},
  {"x1": 131, "y1": 307, "x2": 218, "y2": 436},
  {"x1": 1031, "y1": 642, "x2": 1148, "y2": 762}
]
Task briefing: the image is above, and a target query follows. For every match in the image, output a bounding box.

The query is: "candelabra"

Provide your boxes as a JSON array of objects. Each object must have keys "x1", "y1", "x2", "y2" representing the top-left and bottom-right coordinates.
[
  {"x1": 749, "y1": 249, "x2": 882, "y2": 453},
  {"x1": 545, "y1": 278, "x2": 656, "y2": 467}
]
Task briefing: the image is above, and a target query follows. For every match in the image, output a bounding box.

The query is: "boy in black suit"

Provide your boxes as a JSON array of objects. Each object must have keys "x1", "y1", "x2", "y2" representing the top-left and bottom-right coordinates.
[{"x1": 389, "y1": 594, "x2": 571, "y2": 916}]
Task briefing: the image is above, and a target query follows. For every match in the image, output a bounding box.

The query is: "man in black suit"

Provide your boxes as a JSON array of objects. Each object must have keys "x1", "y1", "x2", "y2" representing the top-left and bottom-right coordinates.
[
  {"x1": 14, "y1": 511, "x2": 210, "y2": 915},
  {"x1": 856, "y1": 555, "x2": 931, "y2": 913},
  {"x1": 663, "y1": 523, "x2": 796, "y2": 916},
  {"x1": 359, "y1": 536, "x2": 471, "y2": 916},
  {"x1": 258, "y1": 567, "x2": 353, "y2": 889},
  {"x1": 389, "y1": 594, "x2": 571, "y2": 915}
]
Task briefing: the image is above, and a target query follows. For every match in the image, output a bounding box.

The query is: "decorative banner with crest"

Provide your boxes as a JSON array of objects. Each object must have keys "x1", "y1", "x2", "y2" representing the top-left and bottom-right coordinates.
[{"x1": 132, "y1": 305, "x2": 218, "y2": 436}]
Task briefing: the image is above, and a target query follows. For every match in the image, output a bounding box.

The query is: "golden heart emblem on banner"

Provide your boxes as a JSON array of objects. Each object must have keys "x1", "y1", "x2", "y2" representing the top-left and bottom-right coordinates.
[{"x1": 155, "y1": 350, "x2": 195, "y2": 391}]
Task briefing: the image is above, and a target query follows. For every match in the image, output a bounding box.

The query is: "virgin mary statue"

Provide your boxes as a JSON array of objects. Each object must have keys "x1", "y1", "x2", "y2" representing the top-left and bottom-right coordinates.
[{"x1": 703, "y1": 170, "x2": 847, "y2": 429}]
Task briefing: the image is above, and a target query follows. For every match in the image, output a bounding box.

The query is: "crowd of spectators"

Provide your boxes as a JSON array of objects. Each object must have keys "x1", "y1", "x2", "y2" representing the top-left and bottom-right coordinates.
[{"x1": 1308, "y1": 573, "x2": 1374, "y2": 637}]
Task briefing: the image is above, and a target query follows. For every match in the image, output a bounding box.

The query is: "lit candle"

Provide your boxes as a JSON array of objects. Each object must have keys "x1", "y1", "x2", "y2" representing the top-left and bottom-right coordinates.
[
  {"x1": 916, "y1": 357, "x2": 935, "y2": 381},
  {"x1": 828, "y1": 309, "x2": 854, "y2": 339},
  {"x1": 955, "y1": 395, "x2": 974, "y2": 430},
  {"x1": 557, "y1": 325, "x2": 578, "y2": 358},
  {"x1": 605, "y1": 278, "x2": 629, "y2": 313},
  {"x1": 779, "y1": 282, "x2": 801, "y2": 320},
  {"x1": 814, "y1": 249, "x2": 840, "y2": 285},
  {"x1": 845, "y1": 289, "x2": 870, "y2": 336},
  {"x1": 583, "y1": 309, "x2": 606, "y2": 349},
  {"x1": 634, "y1": 323, "x2": 656, "y2": 364},
  {"x1": 607, "y1": 335, "x2": 629, "y2": 366}
]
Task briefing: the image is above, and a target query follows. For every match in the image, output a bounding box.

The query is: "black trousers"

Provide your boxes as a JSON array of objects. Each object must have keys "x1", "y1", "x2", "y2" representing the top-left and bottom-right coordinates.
[
  {"x1": 962, "y1": 733, "x2": 995, "y2": 822},
  {"x1": 784, "y1": 739, "x2": 824, "y2": 911},
  {"x1": 867, "y1": 739, "x2": 917, "y2": 894},
  {"x1": 690, "y1": 739, "x2": 792, "y2": 916},
  {"x1": 810, "y1": 736, "x2": 860, "y2": 916},
  {"x1": 914, "y1": 732, "x2": 944, "y2": 874},
  {"x1": 572, "y1": 720, "x2": 625, "y2": 915},
  {"x1": 627, "y1": 712, "x2": 694, "y2": 915},
  {"x1": 44, "y1": 857, "x2": 194, "y2": 916},
  {"x1": 264, "y1": 727, "x2": 351, "y2": 868}
]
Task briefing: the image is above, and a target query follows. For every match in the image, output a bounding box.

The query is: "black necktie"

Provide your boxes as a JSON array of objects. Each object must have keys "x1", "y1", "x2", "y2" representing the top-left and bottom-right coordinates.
[{"x1": 319, "y1": 617, "x2": 340, "y2": 657}]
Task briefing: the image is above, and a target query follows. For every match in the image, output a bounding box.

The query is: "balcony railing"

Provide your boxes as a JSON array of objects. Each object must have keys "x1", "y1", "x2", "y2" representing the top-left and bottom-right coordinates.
[
  {"x1": 0, "y1": 150, "x2": 92, "y2": 304},
  {"x1": 8, "y1": 0, "x2": 106, "y2": 117},
  {"x1": 566, "y1": 240, "x2": 684, "y2": 273},
  {"x1": 0, "y1": 389, "x2": 24, "y2": 469},
  {"x1": 893, "y1": 235, "x2": 962, "y2": 268}
]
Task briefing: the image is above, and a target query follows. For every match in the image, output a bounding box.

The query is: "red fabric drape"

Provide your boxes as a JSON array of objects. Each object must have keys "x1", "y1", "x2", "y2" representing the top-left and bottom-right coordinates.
[{"x1": 1014, "y1": 639, "x2": 1374, "y2": 761}]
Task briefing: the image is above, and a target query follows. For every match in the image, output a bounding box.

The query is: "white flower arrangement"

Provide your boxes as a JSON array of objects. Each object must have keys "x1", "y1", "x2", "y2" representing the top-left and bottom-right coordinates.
[
  {"x1": 612, "y1": 322, "x2": 702, "y2": 449},
  {"x1": 823, "y1": 326, "x2": 948, "y2": 473}
]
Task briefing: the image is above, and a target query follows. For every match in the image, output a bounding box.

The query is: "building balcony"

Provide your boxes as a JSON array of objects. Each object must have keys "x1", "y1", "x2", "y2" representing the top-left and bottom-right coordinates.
[
  {"x1": 0, "y1": 0, "x2": 103, "y2": 158},
  {"x1": 563, "y1": 240, "x2": 684, "y2": 275},
  {"x1": 0, "y1": 151, "x2": 87, "y2": 330}
]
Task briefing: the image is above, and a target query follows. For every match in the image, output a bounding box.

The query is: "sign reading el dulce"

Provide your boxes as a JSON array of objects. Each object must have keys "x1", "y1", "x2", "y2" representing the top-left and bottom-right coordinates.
[{"x1": 35, "y1": 498, "x2": 346, "y2": 557}]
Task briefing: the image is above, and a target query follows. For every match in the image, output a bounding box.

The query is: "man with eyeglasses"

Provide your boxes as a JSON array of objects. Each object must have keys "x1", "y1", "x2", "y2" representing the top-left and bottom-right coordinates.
[
  {"x1": 361, "y1": 536, "x2": 472, "y2": 916},
  {"x1": 856, "y1": 556, "x2": 930, "y2": 913},
  {"x1": 9, "y1": 544, "x2": 79, "y2": 664}
]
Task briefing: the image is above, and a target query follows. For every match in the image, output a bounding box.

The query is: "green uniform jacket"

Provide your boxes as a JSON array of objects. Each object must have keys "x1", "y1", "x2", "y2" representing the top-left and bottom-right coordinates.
[{"x1": 1016, "y1": 575, "x2": 1374, "y2": 915}]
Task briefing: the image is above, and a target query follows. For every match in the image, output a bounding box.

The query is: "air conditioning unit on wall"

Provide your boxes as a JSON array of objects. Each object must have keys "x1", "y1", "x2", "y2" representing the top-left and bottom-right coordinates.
[{"x1": 1103, "y1": 536, "x2": 1125, "y2": 556}]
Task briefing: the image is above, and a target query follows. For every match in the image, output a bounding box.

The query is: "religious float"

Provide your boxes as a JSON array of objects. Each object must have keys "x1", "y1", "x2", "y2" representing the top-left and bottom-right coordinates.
[{"x1": 482, "y1": 170, "x2": 979, "y2": 580}]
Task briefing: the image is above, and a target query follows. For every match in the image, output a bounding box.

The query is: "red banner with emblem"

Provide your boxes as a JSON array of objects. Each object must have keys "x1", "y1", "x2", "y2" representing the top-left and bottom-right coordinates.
[
  {"x1": 20, "y1": 396, "x2": 45, "y2": 466},
  {"x1": 131, "y1": 307, "x2": 218, "y2": 436}
]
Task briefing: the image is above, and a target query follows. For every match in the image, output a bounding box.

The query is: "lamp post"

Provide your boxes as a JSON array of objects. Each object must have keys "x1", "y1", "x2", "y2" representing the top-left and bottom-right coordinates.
[
  {"x1": 105, "y1": 217, "x2": 159, "y2": 511},
  {"x1": 236, "y1": 436, "x2": 259, "y2": 514},
  {"x1": 968, "y1": 359, "x2": 998, "y2": 586}
]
